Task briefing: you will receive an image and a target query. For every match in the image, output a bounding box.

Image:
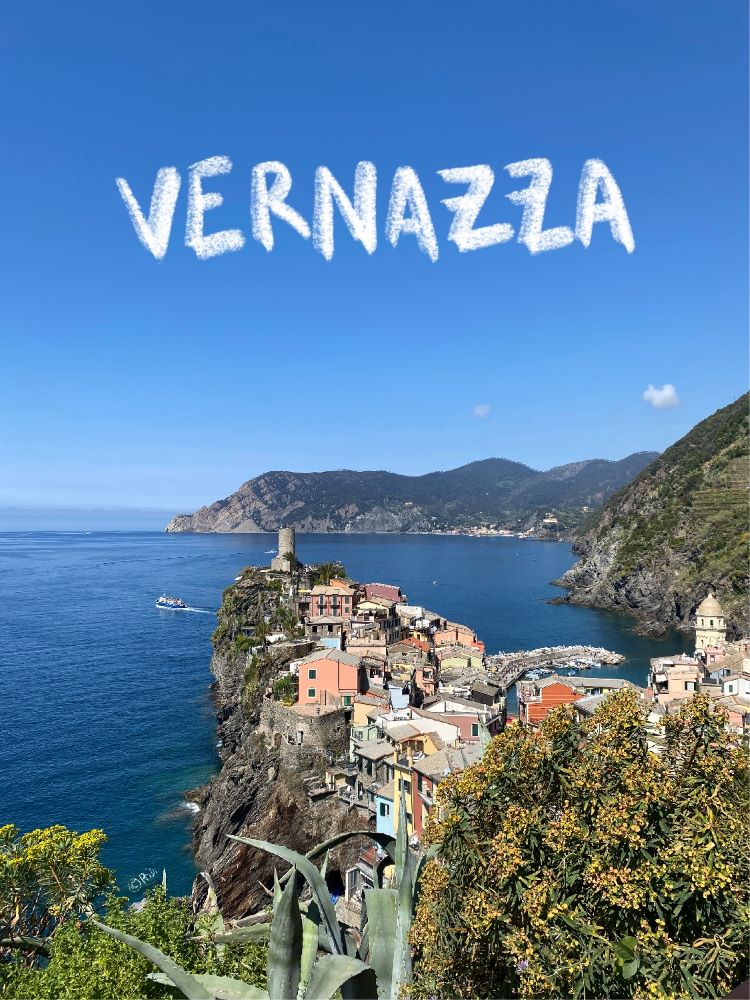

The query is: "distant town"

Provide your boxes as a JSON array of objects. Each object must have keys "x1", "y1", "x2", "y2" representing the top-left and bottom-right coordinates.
[{"x1": 226, "y1": 528, "x2": 750, "y2": 917}]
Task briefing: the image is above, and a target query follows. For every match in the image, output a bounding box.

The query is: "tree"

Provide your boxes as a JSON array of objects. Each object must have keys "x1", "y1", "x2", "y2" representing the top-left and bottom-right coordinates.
[
  {"x1": 272, "y1": 674, "x2": 297, "y2": 704},
  {"x1": 309, "y1": 563, "x2": 345, "y2": 587},
  {"x1": 410, "y1": 691, "x2": 750, "y2": 999},
  {"x1": 0, "y1": 824, "x2": 113, "y2": 962}
]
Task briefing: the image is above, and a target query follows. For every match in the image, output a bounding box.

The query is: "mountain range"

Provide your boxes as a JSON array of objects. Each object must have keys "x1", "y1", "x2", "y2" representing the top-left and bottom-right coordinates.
[{"x1": 165, "y1": 452, "x2": 658, "y2": 535}]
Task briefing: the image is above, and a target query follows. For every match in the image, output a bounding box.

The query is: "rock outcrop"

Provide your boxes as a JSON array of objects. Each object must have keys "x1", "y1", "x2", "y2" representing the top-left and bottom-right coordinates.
[
  {"x1": 190, "y1": 568, "x2": 372, "y2": 919},
  {"x1": 166, "y1": 455, "x2": 658, "y2": 535},
  {"x1": 558, "y1": 394, "x2": 749, "y2": 637}
]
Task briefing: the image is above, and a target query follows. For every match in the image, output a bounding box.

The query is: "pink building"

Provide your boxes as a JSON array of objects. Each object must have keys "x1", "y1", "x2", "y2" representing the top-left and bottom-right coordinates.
[
  {"x1": 309, "y1": 584, "x2": 357, "y2": 619},
  {"x1": 415, "y1": 698, "x2": 504, "y2": 741},
  {"x1": 296, "y1": 649, "x2": 363, "y2": 707},
  {"x1": 364, "y1": 582, "x2": 404, "y2": 603}
]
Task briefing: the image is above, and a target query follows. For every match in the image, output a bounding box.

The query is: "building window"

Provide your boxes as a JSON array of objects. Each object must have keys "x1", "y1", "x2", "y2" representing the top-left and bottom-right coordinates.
[
  {"x1": 471, "y1": 723, "x2": 479, "y2": 738},
  {"x1": 417, "y1": 774, "x2": 423, "y2": 792},
  {"x1": 308, "y1": 669, "x2": 317, "y2": 680},
  {"x1": 307, "y1": 688, "x2": 316, "y2": 698},
  {"x1": 343, "y1": 695, "x2": 352, "y2": 706},
  {"x1": 684, "y1": 682, "x2": 695, "y2": 692},
  {"x1": 379, "y1": 802, "x2": 390, "y2": 817},
  {"x1": 710, "y1": 619, "x2": 714, "y2": 627},
  {"x1": 399, "y1": 778, "x2": 411, "y2": 793}
]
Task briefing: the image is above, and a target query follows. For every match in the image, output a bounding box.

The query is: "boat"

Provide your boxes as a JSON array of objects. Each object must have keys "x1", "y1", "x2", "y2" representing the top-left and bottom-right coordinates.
[{"x1": 155, "y1": 595, "x2": 187, "y2": 610}]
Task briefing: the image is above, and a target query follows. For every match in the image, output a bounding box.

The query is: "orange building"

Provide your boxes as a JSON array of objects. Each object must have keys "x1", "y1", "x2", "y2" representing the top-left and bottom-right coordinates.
[
  {"x1": 296, "y1": 649, "x2": 363, "y2": 707},
  {"x1": 516, "y1": 676, "x2": 582, "y2": 727},
  {"x1": 434, "y1": 622, "x2": 485, "y2": 653}
]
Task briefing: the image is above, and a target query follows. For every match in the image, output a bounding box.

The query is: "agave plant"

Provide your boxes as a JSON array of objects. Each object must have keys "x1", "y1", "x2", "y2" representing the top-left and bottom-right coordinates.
[
  {"x1": 95, "y1": 789, "x2": 427, "y2": 1000},
  {"x1": 227, "y1": 787, "x2": 435, "y2": 1000},
  {"x1": 94, "y1": 867, "x2": 368, "y2": 1000}
]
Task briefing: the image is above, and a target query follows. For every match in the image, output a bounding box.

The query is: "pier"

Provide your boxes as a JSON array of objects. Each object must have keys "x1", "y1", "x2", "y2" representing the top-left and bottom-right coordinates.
[{"x1": 486, "y1": 645, "x2": 625, "y2": 692}]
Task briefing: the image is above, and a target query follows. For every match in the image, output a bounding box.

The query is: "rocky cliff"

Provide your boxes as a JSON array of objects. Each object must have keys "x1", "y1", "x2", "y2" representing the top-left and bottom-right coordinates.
[
  {"x1": 166, "y1": 454, "x2": 658, "y2": 535},
  {"x1": 189, "y1": 568, "x2": 371, "y2": 919},
  {"x1": 558, "y1": 395, "x2": 749, "y2": 637}
]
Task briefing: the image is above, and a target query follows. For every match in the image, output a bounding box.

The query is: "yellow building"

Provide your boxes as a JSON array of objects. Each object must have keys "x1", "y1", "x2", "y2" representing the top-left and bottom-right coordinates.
[{"x1": 695, "y1": 591, "x2": 727, "y2": 652}]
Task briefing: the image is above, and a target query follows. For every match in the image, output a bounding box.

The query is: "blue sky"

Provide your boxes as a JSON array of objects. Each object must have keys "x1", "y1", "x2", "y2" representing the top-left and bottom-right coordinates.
[{"x1": 1, "y1": 1, "x2": 747, "y2": 524}]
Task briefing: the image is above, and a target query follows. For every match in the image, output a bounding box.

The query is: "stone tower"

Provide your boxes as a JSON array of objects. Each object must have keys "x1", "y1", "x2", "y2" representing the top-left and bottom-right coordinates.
[
  {"x1": 694, "y1": 591, "x2": 727, "y2": 652},
  {"x1": 271, "y1": 526, "x2": 296, "y2": 573}
]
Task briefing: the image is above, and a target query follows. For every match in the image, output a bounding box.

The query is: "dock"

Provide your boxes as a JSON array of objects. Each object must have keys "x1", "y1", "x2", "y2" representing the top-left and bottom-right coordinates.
[{"x1": 486, "y1": 645, "x2": 626, "y2": 692}]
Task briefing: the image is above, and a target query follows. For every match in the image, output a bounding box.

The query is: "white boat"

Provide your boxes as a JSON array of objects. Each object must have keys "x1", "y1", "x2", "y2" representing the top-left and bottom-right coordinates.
[{"x1": 156, "y1": 595, "x2": 187, "y2": 610}]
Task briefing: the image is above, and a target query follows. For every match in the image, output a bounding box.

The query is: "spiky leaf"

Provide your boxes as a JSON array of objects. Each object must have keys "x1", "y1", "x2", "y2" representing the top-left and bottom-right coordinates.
[
  {"x1": 278, "y1": 831, "x2": 396, "y2": 889},
  {"x1": 231, "y1": 837, "x2": 343, "y2": 955},
  {"x1": 304, "y1": 954, "x2": 371, "y2": 1000},
  {"x1": 93, "y1": 921, "x2": 212, "y2": 1000},
  {"x1": 363, "y1": 888, "x2": 397, "y2": 1000},
  {"x1": 391, "y1": 788, "x2": 414, "y2": 991},
  {"x1": 268, "y1": 870, "x2": 302, "y2": 1000},
  {"x1": 149, "y1": 972, "x2": 269, "y2": 999},
  {"x1": 298, "y1": 901, "x2": 321, "y2": 999},
  {"x1": 212, "y1": 923, "x2": 271, "y2": 944}
]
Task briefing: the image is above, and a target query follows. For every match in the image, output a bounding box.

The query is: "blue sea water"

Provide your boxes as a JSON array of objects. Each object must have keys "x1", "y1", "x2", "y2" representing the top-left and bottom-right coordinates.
[{"x1": 0, "y1": 532, "x2": 692, "y2": 896}]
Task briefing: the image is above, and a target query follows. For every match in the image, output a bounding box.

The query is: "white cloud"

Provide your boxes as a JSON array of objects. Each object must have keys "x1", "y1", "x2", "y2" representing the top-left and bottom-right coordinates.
[
  {"x1": 642, "y1": 384, "x2": 679, "y2": 409},
  {"x1": 473, "y1": 403, "x2": 491, "y2": 418}
]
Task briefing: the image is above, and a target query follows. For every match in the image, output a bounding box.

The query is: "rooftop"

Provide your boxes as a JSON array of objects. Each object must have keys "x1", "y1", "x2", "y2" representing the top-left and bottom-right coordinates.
[
  {"x1": 298, "y1": 648, "x2": 361, "y2": 667},
  {"x1": 289, "y1": 702, "x2": 347, "y2": 717},
  {"x1": 697, "y1": 591, "x2": 724, "y2": 617},
  {"x1": 355, "y1": 740, "x2": 394, "y2": 761},
  {"x1": 412, "y1": 744, "x2": 483, "y2": 780},
  {"x1": 375, "y1": 779, "x2": 395, "y2": 801}
]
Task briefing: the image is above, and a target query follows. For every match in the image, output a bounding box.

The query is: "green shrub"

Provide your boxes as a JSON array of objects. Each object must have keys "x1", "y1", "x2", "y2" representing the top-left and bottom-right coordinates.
[
  {"x1": 272, "y1": 674, "x2": 297, "y2": 703},
  {"x1": 0, "y1": 888, "x2": 267, "y2": 1000}
]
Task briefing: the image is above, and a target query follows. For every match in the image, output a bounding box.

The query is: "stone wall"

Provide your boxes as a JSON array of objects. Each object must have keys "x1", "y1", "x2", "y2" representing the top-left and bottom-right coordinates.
[{"x1": 259, "y1": 698, "x2": 349, "y2": 762}]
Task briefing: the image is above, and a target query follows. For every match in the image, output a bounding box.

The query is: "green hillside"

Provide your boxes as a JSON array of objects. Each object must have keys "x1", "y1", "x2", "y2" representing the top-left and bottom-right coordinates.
[{"x1": 564, "y1": 394, "x2": 749, "y2": 634}]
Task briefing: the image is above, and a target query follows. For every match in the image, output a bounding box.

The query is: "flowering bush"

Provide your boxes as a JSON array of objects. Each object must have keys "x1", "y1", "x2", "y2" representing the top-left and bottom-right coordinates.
[{"x1": 410, "y1": 691, "x2": 750, "y2": 999}]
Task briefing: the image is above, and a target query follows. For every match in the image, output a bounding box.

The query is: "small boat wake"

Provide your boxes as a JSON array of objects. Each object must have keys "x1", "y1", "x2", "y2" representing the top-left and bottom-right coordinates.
[{"x1": 156, "y1": 594, "x2": 215, "y2": 614}]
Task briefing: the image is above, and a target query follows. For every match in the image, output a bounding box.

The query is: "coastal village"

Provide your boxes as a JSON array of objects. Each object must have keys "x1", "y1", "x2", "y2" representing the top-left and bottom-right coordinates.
[{"x1": 228, "y1": 528, "x2": 750, "y2": 925}]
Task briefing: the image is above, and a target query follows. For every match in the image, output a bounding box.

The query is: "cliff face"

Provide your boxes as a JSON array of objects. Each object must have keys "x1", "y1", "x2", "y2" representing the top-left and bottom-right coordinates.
[
  {"x1": 190, "y1": 569, "x2": 370, "y2": 919},
  {"x1": 165, "y1": 455, "x2": 658, "y2": 535},
  {"x1": 558, "y1": 395, "x2": 749, "y2": 637}
]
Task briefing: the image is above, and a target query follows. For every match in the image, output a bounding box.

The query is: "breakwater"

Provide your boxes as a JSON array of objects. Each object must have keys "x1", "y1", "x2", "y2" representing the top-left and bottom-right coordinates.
[{"x1": 486, "y1": 645, "x2": 626, "y2": 691}]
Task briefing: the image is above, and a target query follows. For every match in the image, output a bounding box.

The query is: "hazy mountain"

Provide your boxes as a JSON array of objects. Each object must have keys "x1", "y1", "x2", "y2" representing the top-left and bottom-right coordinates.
[{"x1": 165, "y1": 453, "x2": 658, "y2": 535}]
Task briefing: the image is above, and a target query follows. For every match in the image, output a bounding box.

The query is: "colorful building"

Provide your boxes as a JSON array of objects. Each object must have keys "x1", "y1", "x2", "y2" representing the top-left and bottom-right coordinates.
[
  {"x1": 694, "y1": 591, "x2": 727, "y2": 652},
  {"x1": 415, "y1": 696, "x2": 505, "y2": 741},
  {"x1": 364, "y1": 582, "x2": 404, "y2": 603},
  {"x1": 411, "y1": 744, "x2": 483, "y2": 839},
  {"x1": 309, "y1": 583, "x2": 358, "y2": 619},
  {"x1": 434, "y1": 622, "x2": 485, "y2": 653},
  {"x1": 295, "y1": 648, "x2": 363, "y2": 707},
  {"x1": 517, "y1": 676, "x2": 583, "y2": 727}
]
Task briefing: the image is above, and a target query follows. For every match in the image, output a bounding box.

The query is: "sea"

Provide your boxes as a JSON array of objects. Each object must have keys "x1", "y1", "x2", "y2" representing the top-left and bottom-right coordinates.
[{"x1": 0, "y1": 531, "x2": 692, "y2": 896}]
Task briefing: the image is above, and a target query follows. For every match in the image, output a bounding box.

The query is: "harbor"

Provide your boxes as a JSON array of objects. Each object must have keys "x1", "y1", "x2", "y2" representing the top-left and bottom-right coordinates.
[{"x1": 486, "y1": 644, "x2": 626, "y2": 691}]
